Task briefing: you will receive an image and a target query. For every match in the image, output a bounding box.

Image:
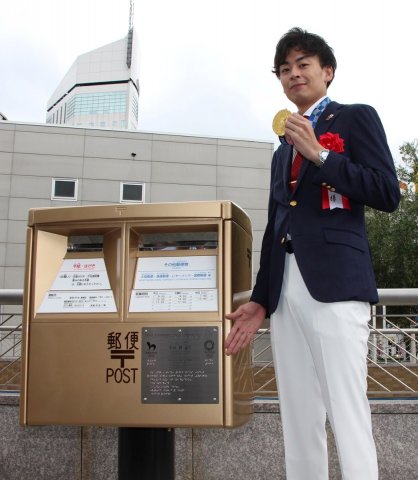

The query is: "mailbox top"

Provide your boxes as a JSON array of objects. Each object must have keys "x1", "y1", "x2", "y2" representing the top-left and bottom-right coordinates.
[{"x1": 27, "y1": 201, "x2": 252, "y2": 234}]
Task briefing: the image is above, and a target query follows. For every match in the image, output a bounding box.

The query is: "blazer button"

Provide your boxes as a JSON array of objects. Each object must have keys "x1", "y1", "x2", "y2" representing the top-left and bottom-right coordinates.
[
  {"x1": 290, "y1": 200, "x2": 298, "y2": 207},
  {"x1": 281, "y1": 237, "x2": 286, "y2": 244}
]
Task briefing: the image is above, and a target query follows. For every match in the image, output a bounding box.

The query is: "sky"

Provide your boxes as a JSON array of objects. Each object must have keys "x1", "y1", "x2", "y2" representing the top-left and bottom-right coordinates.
[{"x1": 1, "y1": 0, "x2": 417, "y2": 163}]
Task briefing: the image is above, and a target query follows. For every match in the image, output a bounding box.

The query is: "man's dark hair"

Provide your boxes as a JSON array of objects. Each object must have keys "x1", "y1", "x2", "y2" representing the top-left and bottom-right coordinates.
[{"x1": 273, "y1": 27, "x2": 337, "y2": 86}]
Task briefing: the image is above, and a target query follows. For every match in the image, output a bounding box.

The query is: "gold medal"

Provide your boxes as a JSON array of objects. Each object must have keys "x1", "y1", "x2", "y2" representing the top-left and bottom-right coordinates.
[{"x1": 272, "y1": 109, "x2": 292, "y2": 136}]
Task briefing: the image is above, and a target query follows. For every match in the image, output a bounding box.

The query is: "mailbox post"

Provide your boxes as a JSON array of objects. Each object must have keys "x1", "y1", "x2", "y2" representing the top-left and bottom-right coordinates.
[
  {"x1": 20, "y1": 201, "x2": 254, "y2": 476},
  {"x1": 118, "y1": 427, "x2": 175, "y2": 479}
]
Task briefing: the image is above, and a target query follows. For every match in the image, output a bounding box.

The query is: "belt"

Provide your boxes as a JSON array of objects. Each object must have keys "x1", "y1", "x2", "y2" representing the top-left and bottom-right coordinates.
[{"x1": 285, "y1": 239, "x2": 294, "y2": 254}]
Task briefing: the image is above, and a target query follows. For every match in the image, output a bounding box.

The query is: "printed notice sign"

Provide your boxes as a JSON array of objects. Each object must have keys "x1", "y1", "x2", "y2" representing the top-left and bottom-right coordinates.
[
  {"x1": 49, "y1": 258, "x2": 111, "y2": 290},
  {"x1": 133, "y1": 256, "x2": 216, "y2": 290},
  {"x1": 38, "y1": 291, "x2": 117, "y2": 313},
  {"x1": 130, "y1": 289, "x2": 218, "y2": 312},
  {"x1": 129, "y1": 255, "x2": 218, "y2": 312},
  {"x1": 142, "y1": 327, "x2": 219, "y2": 404},
  {"x1": 38, "y1": 257, "x2": 117, "y2": 313}
]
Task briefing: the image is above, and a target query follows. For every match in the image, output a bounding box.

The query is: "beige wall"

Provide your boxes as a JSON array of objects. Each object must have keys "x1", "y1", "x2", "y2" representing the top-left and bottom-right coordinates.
[{"x1": 0, "y1": 121, "x2": 273, "y2": 289}]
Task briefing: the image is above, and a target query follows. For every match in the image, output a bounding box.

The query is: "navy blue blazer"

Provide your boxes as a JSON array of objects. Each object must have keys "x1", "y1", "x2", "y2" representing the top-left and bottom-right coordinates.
[{"x1": 251, "y1": 101, "x2": 400, "y2": 316}]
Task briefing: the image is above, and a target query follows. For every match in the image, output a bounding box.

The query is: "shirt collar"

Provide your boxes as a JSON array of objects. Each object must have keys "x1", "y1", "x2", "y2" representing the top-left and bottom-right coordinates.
[{"x1": 303, "y1": 95, "x2": 328, "y2": 117}]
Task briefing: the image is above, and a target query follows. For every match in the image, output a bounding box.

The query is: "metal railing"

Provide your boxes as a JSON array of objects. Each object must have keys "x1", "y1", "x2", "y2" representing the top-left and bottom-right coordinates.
[
  {"x1": 0, "y1": 290, "x2": 23, "y2": 390},
  {"x1": 1, "y1": 289, "x2": 418, "y2": 397},
  {"x1": 253, "y1": 289, "x2": 418, "y2": 398}
]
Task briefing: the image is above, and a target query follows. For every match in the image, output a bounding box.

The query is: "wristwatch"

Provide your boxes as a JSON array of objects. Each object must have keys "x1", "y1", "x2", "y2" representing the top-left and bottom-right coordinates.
[{"x1": 318, "y1": 149, "x2": 329, "y2": 167}]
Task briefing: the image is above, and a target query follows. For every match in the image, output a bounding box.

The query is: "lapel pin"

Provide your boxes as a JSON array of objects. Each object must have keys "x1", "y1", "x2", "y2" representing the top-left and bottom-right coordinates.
[{"x1": 325, "y1": 114, "x2": 334, "y2": 121}]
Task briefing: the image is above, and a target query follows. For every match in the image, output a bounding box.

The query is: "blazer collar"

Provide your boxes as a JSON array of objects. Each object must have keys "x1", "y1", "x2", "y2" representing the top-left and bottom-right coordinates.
[
  {"x1": 283, "y1": 144, "x2": 293, "y2": 192},
  {"x1": 313, "y1": 101, "x2": 342, "y2": 137}
]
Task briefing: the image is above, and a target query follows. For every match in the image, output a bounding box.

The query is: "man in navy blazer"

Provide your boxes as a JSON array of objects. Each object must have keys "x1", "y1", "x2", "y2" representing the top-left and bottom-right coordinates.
[{"x1": 225, "y1": 28, "x2": 400, "y2": 479}]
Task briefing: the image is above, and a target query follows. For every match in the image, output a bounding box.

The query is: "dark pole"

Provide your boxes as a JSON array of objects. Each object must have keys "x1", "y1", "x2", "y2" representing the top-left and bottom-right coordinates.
[{"x1": 118, "y1": 427, "x2": 175, "y2": 480}]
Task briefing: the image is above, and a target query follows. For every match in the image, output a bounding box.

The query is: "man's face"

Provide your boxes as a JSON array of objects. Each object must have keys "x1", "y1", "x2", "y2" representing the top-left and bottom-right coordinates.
[{"x1": 278, "y1": 48, "x2": 334, "y2": 112}]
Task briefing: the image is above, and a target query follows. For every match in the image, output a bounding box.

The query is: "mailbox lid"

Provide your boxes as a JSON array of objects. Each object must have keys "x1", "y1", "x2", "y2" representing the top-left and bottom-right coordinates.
[{"x1": 27, "y1": 201, "x2": 251, "y2": 234}]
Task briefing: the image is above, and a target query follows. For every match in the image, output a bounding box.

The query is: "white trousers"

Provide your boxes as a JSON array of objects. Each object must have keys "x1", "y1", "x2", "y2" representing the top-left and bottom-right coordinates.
[{"x1": 270, "y1": 253, "x2": 378, "y2": 480}]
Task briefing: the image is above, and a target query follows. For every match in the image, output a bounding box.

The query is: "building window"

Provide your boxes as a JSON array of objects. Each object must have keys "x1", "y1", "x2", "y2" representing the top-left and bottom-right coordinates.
[
  {"x1": 66, "y1": 91, "x2": 127, "y2": 120},
  {"x1": 120, "y1": 182, "x2": 144, "y2": 203},
  {"x1": 52, "y1": 178, "x2": 78, "y2": 201}
]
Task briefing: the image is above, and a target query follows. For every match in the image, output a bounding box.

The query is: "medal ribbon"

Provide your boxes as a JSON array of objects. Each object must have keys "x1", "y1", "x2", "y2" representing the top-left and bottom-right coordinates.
[{"x1": 308, "y1": 96, "x2": 331, "y2": 129}]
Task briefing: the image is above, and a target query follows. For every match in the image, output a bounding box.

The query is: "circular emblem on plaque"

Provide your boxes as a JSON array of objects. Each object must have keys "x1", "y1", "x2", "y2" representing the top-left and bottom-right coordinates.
[{"x1": 204, "y1": 339, "x2": 215, "y2": 351}]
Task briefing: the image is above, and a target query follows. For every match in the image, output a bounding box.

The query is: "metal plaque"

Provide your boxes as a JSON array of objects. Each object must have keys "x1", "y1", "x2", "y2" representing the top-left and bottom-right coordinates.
[{"x1": 141, "y1": 326, "x2": 219, "y2": 404}]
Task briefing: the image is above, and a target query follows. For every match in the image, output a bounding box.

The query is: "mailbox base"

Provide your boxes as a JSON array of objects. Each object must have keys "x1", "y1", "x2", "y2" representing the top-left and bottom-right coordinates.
[{"x1": 118, "y1": 427, "x2": 175, "y2": 480}]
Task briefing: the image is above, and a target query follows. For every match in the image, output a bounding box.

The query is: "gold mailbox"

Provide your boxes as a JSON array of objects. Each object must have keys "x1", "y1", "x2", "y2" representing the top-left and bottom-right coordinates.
[{"x1": 20, "y1": 201, "x2": 254, "y2": 428}]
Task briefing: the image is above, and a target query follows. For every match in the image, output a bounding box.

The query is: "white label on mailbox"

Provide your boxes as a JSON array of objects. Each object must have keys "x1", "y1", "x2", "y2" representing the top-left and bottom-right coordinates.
[
  {"x1": 133, "y1": 256, "x2": 217, "y2": 290},
  {"x1": 50, "y1": 258, "x2": 111, "y2": 290},
  {"x1": 129, "y1": 289, "x2": 218, "y2": 312},
  {"x1": 38, "y1": 290, "x2": 117, "y2": 313}
]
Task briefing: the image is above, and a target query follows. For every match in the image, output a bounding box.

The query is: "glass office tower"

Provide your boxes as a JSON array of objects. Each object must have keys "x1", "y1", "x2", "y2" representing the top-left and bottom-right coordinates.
[{"x1": 46, "y1": 29, "x2": 139, "y2": 130}]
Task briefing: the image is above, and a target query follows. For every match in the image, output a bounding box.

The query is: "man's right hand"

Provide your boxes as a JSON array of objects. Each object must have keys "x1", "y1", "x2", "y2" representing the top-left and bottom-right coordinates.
[{"x1": 224, "y1": 301, "x2": 266, "y2": 356}]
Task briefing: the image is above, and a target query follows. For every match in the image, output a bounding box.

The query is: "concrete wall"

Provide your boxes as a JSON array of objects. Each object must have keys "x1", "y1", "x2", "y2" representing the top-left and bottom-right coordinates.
[
  {"x1": 0, "y1": 121, "x2": 273, "y2": 290},
  {"x1": 1, "y1": 395, "x2": 417, "y2": 480}
]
